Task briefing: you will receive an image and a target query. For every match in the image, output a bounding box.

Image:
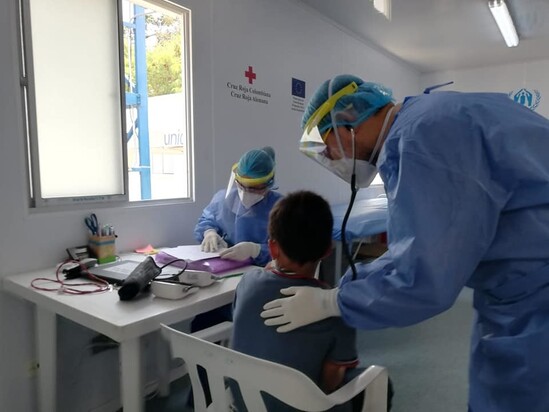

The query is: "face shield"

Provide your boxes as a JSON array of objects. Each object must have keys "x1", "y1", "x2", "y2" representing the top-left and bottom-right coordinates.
[
  {"x1": 226, "y1": 163, "x2": 275, "y2": 198},
  {"x1": 300, "y1": 81, "x2": 379, "y2": 188},
  {"x1": 300, "y1": 79, "x2": 395, "y2": 189},
  {"x1": 299, "y1": 81, "x2": 358, "y2": 163}
]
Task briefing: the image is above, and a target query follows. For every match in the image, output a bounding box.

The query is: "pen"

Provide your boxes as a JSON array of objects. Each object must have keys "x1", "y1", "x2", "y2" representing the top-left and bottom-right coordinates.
[{"x1": 101, "y1": 224, "x2": 116, "y2": 236}]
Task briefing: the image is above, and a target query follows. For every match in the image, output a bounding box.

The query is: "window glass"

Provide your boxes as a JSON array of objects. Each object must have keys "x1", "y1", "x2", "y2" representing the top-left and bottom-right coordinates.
[
  {"x1": 20, "y1": 0, "x2": 192, "y2": 207},
  {"x1": 123, "y1": 0, "x2": 192, "y2": 201},
  {"x1": 27, "y1": 0, "x2": 124, "y2": 202}
]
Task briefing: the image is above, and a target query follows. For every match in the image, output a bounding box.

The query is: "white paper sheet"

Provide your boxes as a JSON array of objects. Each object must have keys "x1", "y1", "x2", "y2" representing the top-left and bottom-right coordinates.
[{"x1": 161, "y1": 245, "x2": 220, "y2": 262}]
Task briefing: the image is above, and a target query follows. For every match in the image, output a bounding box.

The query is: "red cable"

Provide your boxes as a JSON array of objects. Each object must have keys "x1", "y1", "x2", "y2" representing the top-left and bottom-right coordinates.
[{"x1": 31, "y1": 259, "x2": 111, "y2": 295}]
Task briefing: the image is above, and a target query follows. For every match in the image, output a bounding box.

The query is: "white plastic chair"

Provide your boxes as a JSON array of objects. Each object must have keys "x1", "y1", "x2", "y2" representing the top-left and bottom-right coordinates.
[{"x1": 161, "y1": 322, "x2": 388, "y2": 412}]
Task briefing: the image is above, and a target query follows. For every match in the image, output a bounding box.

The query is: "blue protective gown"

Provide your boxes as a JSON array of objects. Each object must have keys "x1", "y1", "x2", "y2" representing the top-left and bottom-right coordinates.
[
  {"x1": 194, "y1": 187, "x2": 283, "y2": 266},
  {"x1": 338, "y1": 92, "x2": 549, "y2": 412}
]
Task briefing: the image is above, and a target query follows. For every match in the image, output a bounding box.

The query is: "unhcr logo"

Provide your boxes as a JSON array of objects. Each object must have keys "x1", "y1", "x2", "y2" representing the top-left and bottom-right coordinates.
[{"x1": 509, "y1": 88, "x2": 541, "y2": 111}]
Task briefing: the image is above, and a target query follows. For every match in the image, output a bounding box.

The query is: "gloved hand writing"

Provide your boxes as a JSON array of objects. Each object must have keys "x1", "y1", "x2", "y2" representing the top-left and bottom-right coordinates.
[
  {"x1": 219, "y1": 242, "x2": 260, "y2": 261},
  {"x1": 201, "y1": 229, "x2": 227, "y2": 252},
  {"x1": 260, "y1": 286, "x2": 341, "y2": 333}
]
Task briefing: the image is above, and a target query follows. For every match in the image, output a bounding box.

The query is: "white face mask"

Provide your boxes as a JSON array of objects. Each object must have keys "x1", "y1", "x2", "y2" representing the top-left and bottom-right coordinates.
[
  {"x1": 318, "y1": 156, "x2": 378, "y2": 188},
  {"x1": 326, "y1": 106, "x2": 395, "y2": 188},
  {"x1": 237, "y1": 187, "x2": 264, "y2": 209}
]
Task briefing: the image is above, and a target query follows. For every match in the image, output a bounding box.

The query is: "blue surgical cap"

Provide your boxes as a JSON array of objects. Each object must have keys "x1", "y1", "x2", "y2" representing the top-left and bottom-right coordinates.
[
  {"x1": 235, "y1": 146, "x2": 275, "y2": 179},
  {"x1": 301, "y1": 74, "x2": 394, "y2": 134}
]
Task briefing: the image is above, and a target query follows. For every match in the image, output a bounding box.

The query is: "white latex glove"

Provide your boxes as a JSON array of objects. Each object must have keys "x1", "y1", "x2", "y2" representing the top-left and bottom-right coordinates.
[
  {"x1": 260, "y1": 286, "x2": 341, "y2": 333},
  {"x1": 219, "y1": 242, "x2": 260, "y2": 261},
  {"x1": 201, "y1": 229, "x2": 227, "y2": 252}
]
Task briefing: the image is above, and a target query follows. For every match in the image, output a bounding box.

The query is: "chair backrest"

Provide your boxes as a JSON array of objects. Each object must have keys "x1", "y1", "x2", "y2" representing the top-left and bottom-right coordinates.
[{"x1": 161, "y1": 323, "x2": 388, "y2": 412}]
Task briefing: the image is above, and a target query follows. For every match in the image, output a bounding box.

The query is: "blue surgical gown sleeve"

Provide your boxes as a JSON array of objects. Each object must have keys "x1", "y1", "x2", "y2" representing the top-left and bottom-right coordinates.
[
  {"x1": 338, "y1": 95, "x2": 509, "y2": 329},
  {"x1": 194, "y1": 189, "x2": 227, "y2": 242}
]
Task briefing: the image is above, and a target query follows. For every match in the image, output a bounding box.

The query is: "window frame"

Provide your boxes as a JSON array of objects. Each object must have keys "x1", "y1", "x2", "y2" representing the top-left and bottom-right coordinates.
[{"x1": 17, "y1": 0, "x2": 194, "y2": 209}]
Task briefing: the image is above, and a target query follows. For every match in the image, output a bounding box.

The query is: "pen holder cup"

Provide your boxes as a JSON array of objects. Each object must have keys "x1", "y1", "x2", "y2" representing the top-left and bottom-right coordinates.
[{"x1": 88, "y1": 235, "x2": 117, "y2": 264}]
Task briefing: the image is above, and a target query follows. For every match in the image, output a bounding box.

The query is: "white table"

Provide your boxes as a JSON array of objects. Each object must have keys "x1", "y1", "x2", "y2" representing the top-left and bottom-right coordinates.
[{"x1": 2, "y1": 256, "x2": 253, "y2": 412}]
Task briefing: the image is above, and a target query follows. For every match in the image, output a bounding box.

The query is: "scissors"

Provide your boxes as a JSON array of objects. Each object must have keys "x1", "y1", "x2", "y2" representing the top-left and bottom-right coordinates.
[{"x1": 85, "y1": 213, "x2": 99, "y2": 235}]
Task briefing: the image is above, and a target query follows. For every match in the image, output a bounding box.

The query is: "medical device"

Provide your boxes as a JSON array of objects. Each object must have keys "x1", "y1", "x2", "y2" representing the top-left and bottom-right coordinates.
[
  {"x1": 150, "y1": 280, "x2": 200, "y2": 300},
  {"x1": 117, "y1": 256, "x2": 190, "y2": 301},
  {"x1": 151, "y1": 270, "x2": 216, "y2": 300},
  {"x1": 342, "y1": 168, "x2": 359, "y2": 280},
  {"x1": 117, "y1": 257, "x2": 162, "y2": 300}
]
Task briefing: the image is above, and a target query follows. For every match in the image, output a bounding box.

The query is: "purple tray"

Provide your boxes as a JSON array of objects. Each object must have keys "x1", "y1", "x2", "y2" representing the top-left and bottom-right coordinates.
[{"x1": 155, "y1": 251, "x2": 252, "y2": 274}]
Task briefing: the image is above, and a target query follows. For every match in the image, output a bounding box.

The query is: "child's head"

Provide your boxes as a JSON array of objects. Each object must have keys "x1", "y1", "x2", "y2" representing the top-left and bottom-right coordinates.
[{"x1": 268, "y1": 190, "x2": 333, "y2": 265}]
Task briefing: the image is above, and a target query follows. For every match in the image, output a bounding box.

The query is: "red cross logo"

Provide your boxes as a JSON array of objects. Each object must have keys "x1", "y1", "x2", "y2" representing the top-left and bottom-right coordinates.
[{"x1": 244, "y1": 66, "x2": 256, "y2": 84}]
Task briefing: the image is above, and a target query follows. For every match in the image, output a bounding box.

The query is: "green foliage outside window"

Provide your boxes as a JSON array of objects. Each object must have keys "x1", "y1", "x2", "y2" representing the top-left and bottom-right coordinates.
[
  {"x1": 146, "y1": 32, "x2": 182, "y2": 96},
  {"x1": 124, "y1": 10, "x2": 182, "y2": 97}
]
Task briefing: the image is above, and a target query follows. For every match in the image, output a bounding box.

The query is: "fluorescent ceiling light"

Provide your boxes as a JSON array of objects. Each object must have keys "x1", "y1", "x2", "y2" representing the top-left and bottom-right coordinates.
[
  {"x1": 373, "y1": 0, "x2": 391, "y2": 21},
  {"x1": 489, "y1": 0, "x2": 519, "y2": 47}
]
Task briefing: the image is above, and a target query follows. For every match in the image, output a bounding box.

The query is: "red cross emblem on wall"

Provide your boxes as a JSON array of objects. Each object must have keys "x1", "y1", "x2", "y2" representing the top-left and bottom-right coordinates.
[{"x1": 244, "y1": 66, "x2": 256, "y2": 84}]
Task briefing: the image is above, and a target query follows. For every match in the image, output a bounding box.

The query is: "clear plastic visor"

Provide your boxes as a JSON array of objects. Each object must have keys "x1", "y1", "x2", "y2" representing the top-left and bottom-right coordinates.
[
  {"x1": 225, "y1": 166, "x2": 275, "y2": 198},
  {"x1": 299, "y1": 124, "x2": 327, "y2": 158},
  {"x1": 300, "y1": 118, "x2": 347, "y2": 162}
]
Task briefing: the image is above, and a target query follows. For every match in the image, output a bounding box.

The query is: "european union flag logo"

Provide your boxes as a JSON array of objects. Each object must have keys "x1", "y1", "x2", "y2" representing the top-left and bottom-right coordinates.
[{"x1": 292, "y1": 78, "x2": 306, "y2": 98}]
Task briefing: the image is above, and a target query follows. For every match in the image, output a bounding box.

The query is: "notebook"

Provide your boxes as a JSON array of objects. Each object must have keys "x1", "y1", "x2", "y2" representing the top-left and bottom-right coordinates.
[{"x1": 87, "y1": 260, "x2": 141, "y2": 285}]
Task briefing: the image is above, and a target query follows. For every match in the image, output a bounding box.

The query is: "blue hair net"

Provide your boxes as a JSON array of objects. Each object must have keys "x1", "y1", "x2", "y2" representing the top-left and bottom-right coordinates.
[
  {"x1": 301, "y1": 74, "x2": 394, "y2": 134},
  {"x1": 236, "y1": 146, "x2": 275, "y2": 179}
]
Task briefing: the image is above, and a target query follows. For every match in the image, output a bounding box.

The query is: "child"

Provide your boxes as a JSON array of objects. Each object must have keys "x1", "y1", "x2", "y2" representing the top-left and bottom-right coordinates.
[{"x1": 231, "y1": 190, "x2": 376, "y2": 411}]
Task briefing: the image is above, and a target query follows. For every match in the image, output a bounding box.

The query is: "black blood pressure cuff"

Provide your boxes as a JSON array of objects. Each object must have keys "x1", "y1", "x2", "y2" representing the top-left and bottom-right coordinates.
[{"x1": 118, "y1": 257, "x2": 162, "y2": 301}]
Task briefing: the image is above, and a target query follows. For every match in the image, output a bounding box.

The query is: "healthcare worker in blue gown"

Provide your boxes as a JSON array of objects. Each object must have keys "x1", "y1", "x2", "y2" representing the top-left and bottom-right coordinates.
[
  {"x1": 195, "y1": 146, "x2": 283, "y2": 265},
  {"x1": 192, "y1": 146, "x2": 283, "y2": 331},
  {"x1": 260, "y1": 74, "x2": 549, "y2": 412}
]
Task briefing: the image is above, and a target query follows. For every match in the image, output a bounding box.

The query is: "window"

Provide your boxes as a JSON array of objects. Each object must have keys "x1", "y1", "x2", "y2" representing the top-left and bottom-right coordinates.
[{"x1": 18, "y1": 0, "x2": 192, "y2": 207}]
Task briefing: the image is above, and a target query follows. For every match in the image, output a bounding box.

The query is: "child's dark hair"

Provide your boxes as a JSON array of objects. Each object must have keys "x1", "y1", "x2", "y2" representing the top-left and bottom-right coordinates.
[{"x1": 268, "y1": 190, "x2": 333, "y2": 265}]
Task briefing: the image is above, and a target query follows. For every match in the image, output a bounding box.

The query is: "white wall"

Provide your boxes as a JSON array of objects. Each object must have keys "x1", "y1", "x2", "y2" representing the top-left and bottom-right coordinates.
[
  {"x1": 0, "y1": 0, "x2": 419, "y2": 410},
  {"x1": 210, "y1": 0, "x2": 420, "y2": 203},
  {"x1": 421, "y1": 59, "x2": 549, "y2": 118}
]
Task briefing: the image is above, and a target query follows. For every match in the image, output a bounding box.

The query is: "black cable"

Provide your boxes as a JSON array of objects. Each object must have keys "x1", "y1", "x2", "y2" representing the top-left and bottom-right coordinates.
[
  {"x1": 157, "y1": 258, "x2": 188, "y2": 280},
  {"x1": 341, "y1": 172, "x2": 359, "y2": 281},
  {"x1": 158, "y1": 258, "x2": 188, "y2": 271}
]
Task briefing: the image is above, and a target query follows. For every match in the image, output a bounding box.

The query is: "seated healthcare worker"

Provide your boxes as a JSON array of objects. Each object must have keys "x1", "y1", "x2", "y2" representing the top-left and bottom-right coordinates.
[
  {"x1": 260, "y1": 74, "x2": 549, "y2": 412},
  {"x1": 194, "y1": 145, "x2": 283, "y2": 264},
  {"x1": 192, "y1": 146, "x2": 283, "y2": 331}
]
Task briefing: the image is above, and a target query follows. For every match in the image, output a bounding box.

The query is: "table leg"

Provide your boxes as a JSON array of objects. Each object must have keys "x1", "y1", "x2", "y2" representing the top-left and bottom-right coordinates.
[
  {"x1": 120, "y1": 338, "x2": 143, "y2": 412},
  {"x1": 36, "y1": 307, "x2": 56, "y2": 412},
  {"x1": 156, "y1": 331, "x2": 171, "y2": 397}
]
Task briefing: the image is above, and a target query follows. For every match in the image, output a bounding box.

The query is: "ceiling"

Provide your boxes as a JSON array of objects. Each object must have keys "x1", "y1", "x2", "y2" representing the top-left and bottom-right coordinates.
[{"x1": 293, "y1": 0, "x2": 549, "y2": 73}]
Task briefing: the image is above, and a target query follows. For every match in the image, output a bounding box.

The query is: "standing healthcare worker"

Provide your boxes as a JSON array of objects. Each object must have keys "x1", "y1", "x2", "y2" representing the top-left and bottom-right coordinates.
[
  {"x1": 260, "y1": 74, "x2": 549, "y2": 412},
  {"x1": 194, "y1": 146, "x2": 283, "y2": 266}
]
